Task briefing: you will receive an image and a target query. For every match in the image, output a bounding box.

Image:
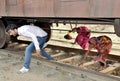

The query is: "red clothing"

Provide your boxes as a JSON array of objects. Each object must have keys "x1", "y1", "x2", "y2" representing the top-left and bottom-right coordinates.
[
  {"x1": 74, "y1": 26, "x2": 91, "y2": 50},
  {"x1": 89, "y1": 35, "x2": 112, "y2": 66},
  {"x1": 94, "y1": 35, "x2": 112, "y2": 54}
]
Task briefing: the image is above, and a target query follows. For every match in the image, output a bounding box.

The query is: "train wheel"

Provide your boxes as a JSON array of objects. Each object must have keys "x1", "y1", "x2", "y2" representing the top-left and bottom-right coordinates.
[
  {"x1": 0, "y1": 20, "x2": 10, "y2": 48},
  {"x1": 114, "y1": 19, "x2": 120, "y2": 37}
]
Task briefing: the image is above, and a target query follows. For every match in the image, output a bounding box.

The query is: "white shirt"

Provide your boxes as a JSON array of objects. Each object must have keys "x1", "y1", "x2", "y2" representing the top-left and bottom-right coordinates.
[{"x1": 18, "y1": 25, "x2": 47, "y2": 50}]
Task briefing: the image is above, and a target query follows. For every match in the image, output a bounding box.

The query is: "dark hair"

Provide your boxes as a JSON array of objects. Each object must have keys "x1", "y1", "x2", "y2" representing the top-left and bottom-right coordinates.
[
  {"x1": 64, "y1": 33, "x2": 72, "y2": 40},
  {"x1": 6, "y1": 24, "x2": 17, "y2": 32}
]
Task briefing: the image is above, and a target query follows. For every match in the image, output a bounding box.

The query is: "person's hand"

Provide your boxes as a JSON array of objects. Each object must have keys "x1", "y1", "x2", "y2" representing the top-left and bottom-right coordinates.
[
  {"x1": 71, "y1": 42, "x2": 76, "y2": 45},
  {"x1": 36, "y1": 50, "x2": 40, "y2": 57},
  {"x1": 78, "y1": 60, "x2": 85, "y2": 66}
]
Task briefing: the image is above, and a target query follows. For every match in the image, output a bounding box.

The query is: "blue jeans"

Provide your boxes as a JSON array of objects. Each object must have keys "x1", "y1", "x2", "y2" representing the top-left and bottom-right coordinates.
[{"x1": 24, "y1": 36, "x2": 54, "y2": 69}]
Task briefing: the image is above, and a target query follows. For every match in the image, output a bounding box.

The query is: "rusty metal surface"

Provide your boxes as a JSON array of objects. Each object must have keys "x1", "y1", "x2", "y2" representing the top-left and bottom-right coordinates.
[
  {"x1": 5, "y1": 0, "x2": 24, "y2": 16},
  {"x1": 23, "y1": 0, "x2": 54, "y2": 17},
  {"x1": 0, "y1": 0, "x2": 6, "y2": 16},
  {"x1": 0, "y1": 20, "x2": 6, "y2": 48},
  {"x1": 1, "y1": 0, "x2": 120, "y2": 17},
  {"x1": 55, "y1": 0, "x2": 120, "y2": 17},
  {"x1": 3, "y1": 0, "x2": 54, "y2": 17},
  {"x1": 55, "y1": 0, "x2": 90, "y2": 17},
  {"x1": 114, "y1": 19, "x2": 120, "y2": 37},
  {"x1": 89, "y1": 0, "x2": 115, "y2": 17}
]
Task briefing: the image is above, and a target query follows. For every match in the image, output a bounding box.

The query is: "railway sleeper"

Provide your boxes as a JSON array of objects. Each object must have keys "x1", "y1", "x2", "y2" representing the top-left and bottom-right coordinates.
[
  {"x1": 100, "y1": 63, "x2": 120, "y2": 74},
  {"x1": 57, "y1": 55, "x2": 82, "y2": 65},
  {"x1": 4, "y1": 42, "x2": 120, "y2": 78}
]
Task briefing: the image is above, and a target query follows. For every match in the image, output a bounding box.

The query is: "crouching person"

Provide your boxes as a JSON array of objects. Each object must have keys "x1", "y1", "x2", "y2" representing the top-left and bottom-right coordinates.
[
  {"x1": 64, "y1": 26, "x2": 91, "y2": 50},
  {"x1": 6, "y1": 24, "x2": 54, "y2": 74},
  {"x1": 79, "y1": 35, "x2": 112, "y2": 66}
]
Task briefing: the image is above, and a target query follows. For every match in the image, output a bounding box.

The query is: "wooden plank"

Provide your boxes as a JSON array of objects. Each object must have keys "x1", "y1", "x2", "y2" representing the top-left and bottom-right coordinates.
[
  {"x1": 83, "y1": 61, "x2": 98, "y2": 67},
  {"x1": 52, "y1": 53, "x2": 66, "y2": 58},
  {"x1": 57, "y1": 55, "x2": 81, "y2": 62},
  {"x1": 33, "y1": 56, "x2": 120, "y2": 81},
  {"x1": 1, "y1": 49, "x2": 119, "y2": 81},
  {"x1": 100, "y1": 63, "x2": 120, "y2": 73}
]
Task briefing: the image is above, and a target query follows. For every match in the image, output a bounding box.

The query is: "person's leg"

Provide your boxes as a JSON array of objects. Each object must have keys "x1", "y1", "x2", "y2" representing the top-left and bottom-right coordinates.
[
  {"x1": 40, "y1": 49, "x2": 54, "y2": 60},
  {"x1": 24, "y1": 42, "x2": 35, "y2": 69},
  {"x1": 37, "y1": 36, "x2": 54, "y2": 60}
]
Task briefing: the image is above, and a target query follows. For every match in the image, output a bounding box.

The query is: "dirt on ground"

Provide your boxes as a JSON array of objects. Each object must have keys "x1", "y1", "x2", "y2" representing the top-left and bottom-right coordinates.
[
  {"x1": 0, "y1": 49, "x2": 92, "y2": 81},
  {"x1": 0, "y1": 24, "x2": 120, "y2": 81}
]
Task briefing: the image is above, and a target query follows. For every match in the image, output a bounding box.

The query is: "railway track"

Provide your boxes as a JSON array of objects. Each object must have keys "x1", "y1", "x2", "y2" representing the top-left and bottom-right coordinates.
[{"x1": 3, "y1": 41, "x2": 120, "y2": 81}]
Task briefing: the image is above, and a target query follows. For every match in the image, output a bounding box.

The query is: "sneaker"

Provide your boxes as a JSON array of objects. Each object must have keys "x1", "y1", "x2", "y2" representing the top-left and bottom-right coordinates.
[
  {"x1": 18, "y1": 67, "x2": 29, "y2": 74},
  {"x1": 42, "y1": 43, "x2": 48, "y2": 49}
]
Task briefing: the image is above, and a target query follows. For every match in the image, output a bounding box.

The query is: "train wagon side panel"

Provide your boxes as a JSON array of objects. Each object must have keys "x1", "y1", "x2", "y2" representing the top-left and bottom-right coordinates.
[
  {"x1": 2, "y1": 0, "x2": 55, "y2": 17},
  {"x1": 55, "y1": 0, "x2": 120, "y2": 17},
  {"x1": 1, "y1": 0, "x2": 120, "y2": 17},
  {"x1": 90, "y1": 0, "x2": 114, "y2": 17},
  {"x1": 23, "y1": 0, "x2": 54, "y2": 17},
  {"x1": 54, "y1": 0, "x2": 90, "y2": 17},
  {"x1": 4, "y1": 0, "x2": 24, "y2": 16},
  {"x1": 113, "y1": 0, "x2": 120, "y2": 17},
  {"x1": 0, "y1": 0, "x2": 6, "y2": 16},
  {"x1": 90, "y1": 0, "x2": 120, "y2": 17}
]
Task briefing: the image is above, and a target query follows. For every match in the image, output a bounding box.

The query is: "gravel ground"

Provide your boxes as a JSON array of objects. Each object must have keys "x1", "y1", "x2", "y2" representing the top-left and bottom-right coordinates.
[{"x1": 0, "y1": 49, "x2": 93, "y2": 81}]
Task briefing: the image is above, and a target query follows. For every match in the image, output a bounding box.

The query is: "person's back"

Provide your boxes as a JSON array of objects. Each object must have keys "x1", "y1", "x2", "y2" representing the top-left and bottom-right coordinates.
[
  {"x1": 64, "y1": 26, "x2": 91, "y2": 50},
  {"x1": 90, "y1": 35, "x2": 112, "y2": 55},
  {"x1": 87, "y1": 35, "x2": 112, "y2": 66},
  {"x1": 74, "y1": 26, "x2": 91, "y2": 50},
  {"x1": 18, "y1": 25, "x2": 47, "y2": 37},
  {"x1": 79, "y1": 35, "x2": 112, "y2": 66}
]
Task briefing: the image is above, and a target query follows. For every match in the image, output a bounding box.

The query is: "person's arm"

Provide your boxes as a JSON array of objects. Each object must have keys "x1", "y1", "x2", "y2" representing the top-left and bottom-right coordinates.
[
  {"x1": 28, "y1": 32, "x2": 41, "y2": 56},
  {"x1": 23, "y1": 30, "x2": 40, "y2": 52},
  {"x1": 28, "y1": 32, "x2": 40, "y2": 49},
  {"x1": 69, "y1": 28, "x2": 76, "y2": 33},
  {"x1": 78, "y1": 47, "x2": 91, "y2": 66},
  {"x1": 73, "y1": 37, "x2": 77, "y2": 44}
]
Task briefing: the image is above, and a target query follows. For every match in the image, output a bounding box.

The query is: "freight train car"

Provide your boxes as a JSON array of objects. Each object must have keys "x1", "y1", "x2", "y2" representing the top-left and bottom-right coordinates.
[{"x1": 0, "y1": 0, "x2": 120, "y2": 48}]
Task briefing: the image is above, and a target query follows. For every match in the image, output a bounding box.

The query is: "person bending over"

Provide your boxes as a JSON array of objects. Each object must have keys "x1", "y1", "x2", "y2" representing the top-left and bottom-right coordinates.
[
  {"x1": 64, "y1": 26, "x2": 91, "y2": 50},
  {"x1": 6, "y1": 24, "x2": 54, "y2": 73},
  {"x1": 79, "y1": 35, "x2": 112, "y2": 66}
]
